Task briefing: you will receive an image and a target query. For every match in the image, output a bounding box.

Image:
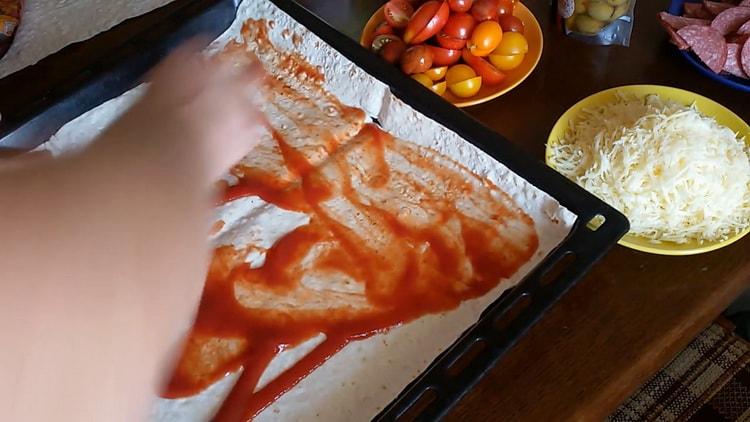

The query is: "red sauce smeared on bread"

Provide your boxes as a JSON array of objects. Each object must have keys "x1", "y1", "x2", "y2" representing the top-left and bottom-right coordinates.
[{"x1": 162, "y1": 19, "x2": 538, "y2": 421}]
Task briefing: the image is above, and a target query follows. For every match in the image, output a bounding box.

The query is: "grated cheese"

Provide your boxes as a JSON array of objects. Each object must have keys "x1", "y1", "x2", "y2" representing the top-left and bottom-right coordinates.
[{"x1": 549, "y1": 93, "x2": 750, "y2": 243}]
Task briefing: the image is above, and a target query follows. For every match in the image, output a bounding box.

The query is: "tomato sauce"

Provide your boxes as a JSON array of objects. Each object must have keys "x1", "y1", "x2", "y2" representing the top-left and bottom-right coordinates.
[{"x1": 162, "y1": 19, "x2": 538, "y2": 421}]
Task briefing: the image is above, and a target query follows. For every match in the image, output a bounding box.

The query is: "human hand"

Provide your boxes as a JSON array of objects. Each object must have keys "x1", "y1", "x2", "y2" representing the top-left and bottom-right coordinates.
[{"x1": 101, "y1": 40, "x2": 266, "y2": 184}]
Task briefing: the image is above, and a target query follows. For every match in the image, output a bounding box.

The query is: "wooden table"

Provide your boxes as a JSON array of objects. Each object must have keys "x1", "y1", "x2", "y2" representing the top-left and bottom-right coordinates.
[
  {"x1": 1, "y1": 0, "x2": 749, "y2": 420},
  {"x1": 299, "y1": 0, "x2": 750, "y2": 420}
]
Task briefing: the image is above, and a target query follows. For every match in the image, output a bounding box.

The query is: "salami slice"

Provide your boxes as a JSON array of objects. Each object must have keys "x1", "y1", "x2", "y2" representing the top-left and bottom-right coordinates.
[
  {"x1": 658, "y1": 12, "x2": 710, "y2": 30},
  {"x1": 737, "y1": 18, "x2": 750, "y2": 34},
  {"x1": 742, "y1": 38, "x2": 750, "y2": 75},
  {"x1": 677, "y1": 25, "x2": 729, "y2": 72},
  {"x1": 684, "y1": 3, "x2": 714, "y2": 19},
  {"x1": 710, "y1": 6, "x2": 750, "y2": 35},
  {"x1": 704, "y1": 0, "x2": 735, "y2": 15},
  {"x1": 723, "y1": 43, "x2": 749, "y2": 78},
  {"x1": 660, "y1": 22, "x2": 691, "y2": 49},
  {"x1": 558, "y1": 0, "x2": 575, "y2": 18}
]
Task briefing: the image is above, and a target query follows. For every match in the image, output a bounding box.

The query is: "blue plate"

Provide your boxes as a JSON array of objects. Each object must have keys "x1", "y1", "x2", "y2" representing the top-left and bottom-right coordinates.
[{"x1": 668, "y1": 0, "x2": 750, "y2": 92}]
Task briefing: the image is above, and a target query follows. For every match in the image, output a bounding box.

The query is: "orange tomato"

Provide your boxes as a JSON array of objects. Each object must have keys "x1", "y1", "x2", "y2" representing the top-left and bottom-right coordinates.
[
  {"x1": 445, "y1": 63, "x2": 476, "y2": 85},
  {"x1": 488, "y1": 52, "x2": 525, "y2": 70},
  {"x1": 492, "y1": 31, "x2": 528, "y2": 56},
  {"x1": 424, "y1": 66, "x2": 448, "y2": 80},
  {"x1": 448, "y1": 76, "x2": 482, "y2": 97},
  {"x1": 431, "y1": 81, "x2": 447, "y2": 95},
  {"x1": 467, "y1": 20, "x2": 503, "y2": 57},
  {"x1": 412, "y1": 73, "x2": 447, "y2": 96},
  {"x1": 411, "y1": 73, "x2": 433, "y2": 87}
]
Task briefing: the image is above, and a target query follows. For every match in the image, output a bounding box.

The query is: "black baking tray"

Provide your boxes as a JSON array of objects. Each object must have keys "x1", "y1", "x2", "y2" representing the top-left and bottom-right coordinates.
[{"x1": 0, "y1": 0, "x2": 629, "y2": 420}]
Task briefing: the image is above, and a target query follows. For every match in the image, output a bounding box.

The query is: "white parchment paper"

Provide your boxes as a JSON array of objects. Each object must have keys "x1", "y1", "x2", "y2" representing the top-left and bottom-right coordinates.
[
  {"x1": 40, "y1": 1, "x2": 577, "y2": 420},
  {"x1": 0, "y1": 0, "x2": 174, "y2": 78}
]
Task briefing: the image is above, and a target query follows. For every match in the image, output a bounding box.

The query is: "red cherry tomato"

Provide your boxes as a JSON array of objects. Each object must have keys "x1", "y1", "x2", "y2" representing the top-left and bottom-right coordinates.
[
  {"x1": 461, "y1": 48, "x2": 506, "y2": 85},
  {"x1": 403, "y1": 1, "x2": 450, "y2": 44},
  {"x1": 436, "y1": 33, "x2": 467, "y2": 49},
  {"x1": 470, "y1": 0, "x2": 499, "y2": 21},
  {"x1": 379, "y1": 38, "x2": 406, "y2": 63},
  {"x1": 448, "y1": 0, "x2": 473, "y2": 12},
  {"x1": 401, "y1": 45, "x2": 434, "y2": 73},
  {"x1": 497, "y1": 15, "x2": 524, "y2": 33},
  {"x1": 371, "y1": 34, "x2": 402, "y2": 52},
  {"x1": 441, "y1": 12, "x2": 476, "y2": 39},
  {"x1": 384, "y1": 0, "x2": 414, "y2": 29},
  {"x1": 427, "y1": 45, "x2": 462, "y2": 66},
  {"x1": 373, "y1": 21, "x2": 396, "y2": 37},
  {"x1": 496, "y1": 0, "x2": 513, "y2": 17}
]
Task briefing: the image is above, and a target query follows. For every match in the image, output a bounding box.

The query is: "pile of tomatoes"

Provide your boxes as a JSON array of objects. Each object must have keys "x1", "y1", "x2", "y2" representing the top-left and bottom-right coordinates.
[{"x1": 370, "y1": 0, "x2": 530, "y2": 99}]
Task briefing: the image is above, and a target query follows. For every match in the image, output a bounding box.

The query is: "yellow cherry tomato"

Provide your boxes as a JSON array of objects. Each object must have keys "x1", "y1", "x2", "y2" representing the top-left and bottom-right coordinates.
[
  {"x1": 424, "y1": 66, "x2": 448, "y2": 81},
  {"x1": 448, "y1": 76, "x2": 482, "y2": 98},
  {"x1": 431, "y1": 81, "x2": 447, "y2": 95},
  {"x1": 492, "y1": 32, "x2": 528, "y2": 56},
  {"x1": 488, "y1": 52, "x2": 525, "y2": 71},
  {"x1": 467, "y1": 20, "x2": 503, "y2": 57},
  {"x1": 445, "y1": 64, "x2": 476, "y2": 85},
  {"x1": 412, "y1": 73, "x2": 433, "y2": 87}
]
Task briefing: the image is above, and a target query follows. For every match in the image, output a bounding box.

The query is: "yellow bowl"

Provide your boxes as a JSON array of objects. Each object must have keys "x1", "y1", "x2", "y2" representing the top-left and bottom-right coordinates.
[
  {"x1": 546, "y1": 85, "x2": 750, "y2": 256},
  {"x1": 360, "y1": 2, "x2": 543, "y2": 108}
]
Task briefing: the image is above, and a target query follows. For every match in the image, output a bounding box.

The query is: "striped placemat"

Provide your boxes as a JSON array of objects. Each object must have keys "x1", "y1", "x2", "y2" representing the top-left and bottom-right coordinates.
[{"x1": 608, "y1": 319, "x2": 750, "y2": 422}]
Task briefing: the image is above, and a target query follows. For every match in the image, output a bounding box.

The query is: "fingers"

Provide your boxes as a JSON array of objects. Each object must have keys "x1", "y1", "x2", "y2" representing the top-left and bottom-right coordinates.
[
  {"x1": 126, "y1": 38, "x2": 268, "y2": 182},
  {"x1": 147, "y1": 38, "x2": 214, "y2": 107}
]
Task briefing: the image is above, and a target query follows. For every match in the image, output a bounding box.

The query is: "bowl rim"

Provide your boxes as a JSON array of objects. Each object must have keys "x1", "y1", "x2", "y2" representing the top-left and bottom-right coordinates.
[
  {"x1": 545, "y1": 84, "x2": 750, "y2": 256},
  {"x1": 359, "y1": 2, "x2": 544, "y2": 108}
]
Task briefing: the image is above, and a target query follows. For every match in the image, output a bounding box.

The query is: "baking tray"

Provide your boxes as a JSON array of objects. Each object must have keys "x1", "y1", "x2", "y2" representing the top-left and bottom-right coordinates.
[{"x1": 0, "y1": 0, "x2": 629, "y2": 420}]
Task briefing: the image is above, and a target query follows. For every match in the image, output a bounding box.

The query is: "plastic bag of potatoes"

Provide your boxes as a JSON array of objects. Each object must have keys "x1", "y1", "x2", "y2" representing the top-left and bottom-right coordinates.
[{"x1": 557, "y1": 0, "x2": 636, "y2": 46}]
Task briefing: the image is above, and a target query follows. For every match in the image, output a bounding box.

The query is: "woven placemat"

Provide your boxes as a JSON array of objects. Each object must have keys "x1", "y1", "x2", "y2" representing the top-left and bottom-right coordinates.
[{"x1": 608, "y1": 319, "x2": 750, "y2": 422}]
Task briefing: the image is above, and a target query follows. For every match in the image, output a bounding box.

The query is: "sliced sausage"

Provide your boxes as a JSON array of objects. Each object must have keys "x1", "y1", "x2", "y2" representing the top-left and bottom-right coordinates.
[
  {"x1": 710, "y1": 6, "x2": 750, "y2": 35},
  {"x1": 704, "y1": 0, "x2": 735, "y2": 15},
  {"x1": 742, "y1": 38, "x2": 750, "y2": 75},
  {"x1": 658, "y1": 12, "x2": 710, "y2": 30},
  {"x1": 558, "y1": 0, "x2": 575, "y2": 18},
  {"x1": 684, "y1": 3, "x2": 714, "y2": 19},
  {"x1": 660, "y1": 21, "x2": 691, "y2": 49},
  {"x1": 723, "y1": 43, "x2": 749, "y2": 78},
  {"x1": 677, "y1": 25, "x2": 729, "y2": 73}
]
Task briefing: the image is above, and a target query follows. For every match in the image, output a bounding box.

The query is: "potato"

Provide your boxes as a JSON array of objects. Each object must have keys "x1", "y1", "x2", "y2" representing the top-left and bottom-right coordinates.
[
  {"x1": 565, "y1": 16, "x2": 576, "y2": 31},
  {"x1": 606, "y1": 0, "x2": 628, "y2": 5},
  {"x1": 587, "y1": 1, "x2": 614, "y2": 21},
  {"x1": 611, "y1": 3, "x2": 628, "y2": 19},
  {"x1": 574, "y1": 0, "x2": 587, "y2": 14},
  {"x1": 575, "y1": 14, "x2": 605, "y2": 33}
]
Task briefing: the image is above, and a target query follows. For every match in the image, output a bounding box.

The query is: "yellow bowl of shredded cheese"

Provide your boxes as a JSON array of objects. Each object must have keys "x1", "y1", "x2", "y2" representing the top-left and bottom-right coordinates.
[{"x1": 546, "y1": 85, "x2": 750, "y2": 256}]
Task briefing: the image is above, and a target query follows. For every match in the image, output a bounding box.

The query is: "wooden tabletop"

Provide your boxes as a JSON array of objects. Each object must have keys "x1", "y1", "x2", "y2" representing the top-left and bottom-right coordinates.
[
  {"x1": 1, "y1": 0, "x2": 749, "y2": 420},
  {"x1": 297, "y1": 0, "x2": 750, "y2": 420}
]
